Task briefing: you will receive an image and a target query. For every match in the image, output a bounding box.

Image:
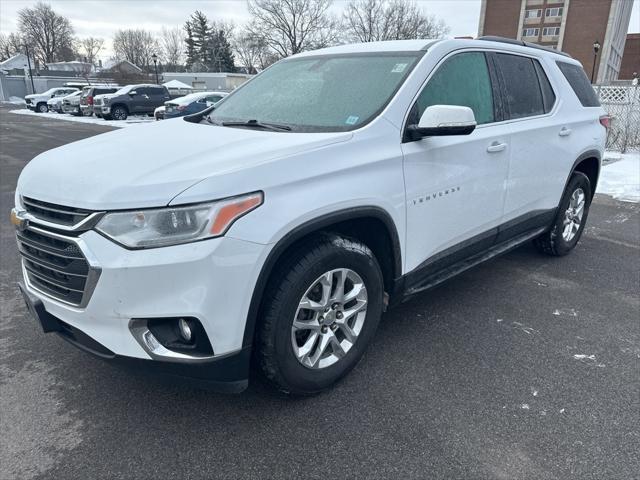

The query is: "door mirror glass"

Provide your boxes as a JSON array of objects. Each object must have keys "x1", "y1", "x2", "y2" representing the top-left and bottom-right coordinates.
[{"x1": 410, "y1": 105, "x2": 476, "y2": 138}]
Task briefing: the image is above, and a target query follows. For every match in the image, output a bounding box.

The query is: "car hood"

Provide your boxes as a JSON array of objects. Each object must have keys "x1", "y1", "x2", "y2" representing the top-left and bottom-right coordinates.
[{"x1": 17, "y1": 119, "x2": 351, "y2": 210}]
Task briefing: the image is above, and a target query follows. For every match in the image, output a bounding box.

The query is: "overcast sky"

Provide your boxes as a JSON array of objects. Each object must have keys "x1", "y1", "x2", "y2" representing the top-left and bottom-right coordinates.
[{"x1": 1, "y1": 0, "x2": 638, "y2": 58}]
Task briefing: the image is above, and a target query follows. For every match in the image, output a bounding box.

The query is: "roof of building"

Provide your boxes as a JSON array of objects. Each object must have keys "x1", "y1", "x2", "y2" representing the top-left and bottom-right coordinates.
[{"x1": 163, "y1": 79, "x2": 193, "y2": 89}]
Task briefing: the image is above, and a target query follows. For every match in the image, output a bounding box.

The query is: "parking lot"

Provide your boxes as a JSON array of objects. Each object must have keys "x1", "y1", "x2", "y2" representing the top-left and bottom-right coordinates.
[{"x1": 0, "y1": 104, "x2": 638, "y2": 480}]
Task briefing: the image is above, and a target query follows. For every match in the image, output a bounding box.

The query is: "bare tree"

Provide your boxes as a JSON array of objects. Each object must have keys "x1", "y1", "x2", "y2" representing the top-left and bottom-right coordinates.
[
  {"x1": 78, "y1": 36, "x2": 104, "y2": 66},
  {"x1": 112, "y1": 29, "x2": 159, "y2": 69},
  {"x1": 0, "y1": 33, "x2": 26, "y2": 61},
  {"x1": 343, "y1": 0, "x2": 449, "y2": 42},
  {"x1": 18, "y1": 2, "x2": 75, "y2": 63},
  {"x1": 233, "y1": 32, "x2": 266, "y2": 73},
  {"x1": 246, "y1": 0, "x2": 339, "y2": 58},
  {"x1": 160, "y1": 26, "x2": 184, "y2": 69}
]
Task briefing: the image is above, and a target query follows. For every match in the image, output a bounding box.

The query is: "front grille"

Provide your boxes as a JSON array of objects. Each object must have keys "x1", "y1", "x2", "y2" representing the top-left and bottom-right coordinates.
[
  {"x1": 22, "y1": 197, "x2": 93, "y2": 226},
  {"x1": 17, "y1": 228, "x2": 91, "y2": 306}
]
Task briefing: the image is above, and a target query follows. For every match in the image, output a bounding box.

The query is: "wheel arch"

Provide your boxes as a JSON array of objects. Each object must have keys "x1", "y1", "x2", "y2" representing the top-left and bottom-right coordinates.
[
  {"x1": 242, "y1": 206, "x2": 402, "y2": 347},
  {"x1": 111, "y1": 103, "x2": 129, "y2": 114},
  {"x1": 570, "y1": 149, "x2": 601, "y2": 200}
]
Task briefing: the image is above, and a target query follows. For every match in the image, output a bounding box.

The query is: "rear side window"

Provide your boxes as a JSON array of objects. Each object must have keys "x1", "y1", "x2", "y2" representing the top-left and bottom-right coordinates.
[
  {"x1": 414, "y1": 52, "x2": 494, "y2": 125},
  {"x1": 556, "y1": 61, "x2": 600, "y2": 107},
  {"x1": 494, "y1": 53, "x2": 545, "y2": 119}
]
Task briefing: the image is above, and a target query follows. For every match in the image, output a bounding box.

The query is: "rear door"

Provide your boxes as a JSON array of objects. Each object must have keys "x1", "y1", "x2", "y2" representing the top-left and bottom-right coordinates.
[
  {"x1": 491, "y1": 52, "x2": 566, "y2": 239},
  {"x1": 401, "y1": 51, "x2": 510, "y2": 274}
]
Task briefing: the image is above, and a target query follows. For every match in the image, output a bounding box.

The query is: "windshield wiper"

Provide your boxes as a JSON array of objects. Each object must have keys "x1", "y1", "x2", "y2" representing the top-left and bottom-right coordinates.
[{"x1": 221, "y1": 119, "x2": 292, "y2": 131}]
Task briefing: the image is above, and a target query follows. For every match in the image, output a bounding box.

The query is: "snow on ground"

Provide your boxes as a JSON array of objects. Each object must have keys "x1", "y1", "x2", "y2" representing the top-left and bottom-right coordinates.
[
  {"x1": 599, "y1": 151, "x2": 640, "y2": 203},
  {"x1": 9, "y1": 108, "x2": 155, "y2": 128},
  {"x1": 1, "y1": 96, "x2": 26, "y2": 105}
]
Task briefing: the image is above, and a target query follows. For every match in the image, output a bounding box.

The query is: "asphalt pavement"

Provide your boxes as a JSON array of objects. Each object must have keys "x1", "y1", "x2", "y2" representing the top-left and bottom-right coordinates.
[{"x1": 1, "y1": 104, "x2": 638, "y2": 480}]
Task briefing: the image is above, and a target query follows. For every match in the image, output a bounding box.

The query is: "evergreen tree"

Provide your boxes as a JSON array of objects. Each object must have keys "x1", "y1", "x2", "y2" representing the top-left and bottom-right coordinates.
[
  {"x1": 211, "y1": 27, "x2": 235, "y2": 72},
  {"x1": 184, "y1": 21, "x2": 196, "y2": 68},
  {"x1": 190, "y1": 11, "x2": 212, "y2": 68}
]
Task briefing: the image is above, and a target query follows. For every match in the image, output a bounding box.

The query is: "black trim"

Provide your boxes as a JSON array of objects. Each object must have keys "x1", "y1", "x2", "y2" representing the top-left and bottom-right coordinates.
[
  {"x1": 400, "y1": 209, "x2": 555, "y2": 298},
  {"x1": 241, "y1": 207, "x2": 403, "y2": 347},
  {"x1": 568, "y1": 150, "x2": 602, "y2": 198},
  {"x1": 485, "y1": 52, "x2": 506, "y2": 123},
  {"x1": 406, "y1": 123, "x2": 476, "y2": 140}
]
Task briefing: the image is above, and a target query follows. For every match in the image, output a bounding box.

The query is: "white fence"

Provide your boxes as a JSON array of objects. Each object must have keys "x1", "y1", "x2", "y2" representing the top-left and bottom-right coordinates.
[{"x1": 596, "y1": 84, "x2": 640, "y2": 153}]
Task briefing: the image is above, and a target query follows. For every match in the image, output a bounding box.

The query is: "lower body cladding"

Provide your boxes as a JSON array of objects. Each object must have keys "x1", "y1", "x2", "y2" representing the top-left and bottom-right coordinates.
[{"x1": 18, "y1": 229, "x2": 266, "y2": 392}]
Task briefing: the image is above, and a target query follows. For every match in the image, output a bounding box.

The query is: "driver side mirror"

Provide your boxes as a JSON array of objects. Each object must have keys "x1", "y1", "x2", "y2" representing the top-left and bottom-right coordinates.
[
  {"x1": 408, "y1": 105, "x2": 477, "y2": 139},
  {"x1": 129, "y1": 90, "x2": 137, "y2": 96}
]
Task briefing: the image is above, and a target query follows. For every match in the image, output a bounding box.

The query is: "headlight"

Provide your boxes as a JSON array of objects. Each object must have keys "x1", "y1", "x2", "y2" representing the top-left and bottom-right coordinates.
[
  {"x1": 102, "y1": 97, "x2": 110, "y2": 104},
  {"x1": 95, "y1": 192, "x2": 263, "y2": 248}
]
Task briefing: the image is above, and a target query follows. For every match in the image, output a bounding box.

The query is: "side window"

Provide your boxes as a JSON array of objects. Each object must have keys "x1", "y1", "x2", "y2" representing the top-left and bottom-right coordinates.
[
  {"x1": 556, "y1": 61, "x2": 600, "y2": 107},
  {"x1": 533, "y1": 61, "x2": 556, "y2": 113},
  {"x1": 494, "y1": 53, "x2": 544, "y2": 119},
  {"x1": 206, "y1": 95, "x2": 222, "y2": 103},
  {"x1": 414, "y1": 52, "x2": 495, "y2": 126}
]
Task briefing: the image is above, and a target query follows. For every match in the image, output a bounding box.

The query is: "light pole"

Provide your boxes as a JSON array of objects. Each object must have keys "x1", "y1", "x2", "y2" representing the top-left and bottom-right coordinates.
[
  {"x1": 591, "y1": 40, "x2": 601, "y2": 84},
  {"x1": 151, "y1": 53, "x2": 159, "y2": 84},
  {"x1": 23, "y1": 44, "x2": 35, "y2": 94}
]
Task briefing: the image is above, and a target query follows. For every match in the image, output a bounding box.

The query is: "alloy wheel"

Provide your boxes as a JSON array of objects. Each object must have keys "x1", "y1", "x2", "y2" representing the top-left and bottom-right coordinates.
[
  {"x1": 562, "y1": 187, "x2": 586, "y2": 241},
  {"x1": 291, "y1": 268, "x2": 368, "y2": 369}
]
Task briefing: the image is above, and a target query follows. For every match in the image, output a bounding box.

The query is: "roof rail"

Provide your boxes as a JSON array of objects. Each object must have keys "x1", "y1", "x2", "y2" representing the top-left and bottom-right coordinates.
[{"x1": 477, "y1": 35, "x2": 571, "y2": 58}]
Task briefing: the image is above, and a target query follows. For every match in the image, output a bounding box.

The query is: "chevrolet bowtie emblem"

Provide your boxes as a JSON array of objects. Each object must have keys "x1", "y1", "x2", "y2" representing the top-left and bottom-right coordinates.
[{"x1": 10, "y1": 209, "x2": 28, "y2": 231}]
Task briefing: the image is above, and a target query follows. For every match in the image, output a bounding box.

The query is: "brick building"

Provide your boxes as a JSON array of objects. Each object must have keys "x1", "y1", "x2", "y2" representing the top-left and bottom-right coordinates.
[
  {"x1": 478, "y1": 0, "x2": 634, "y2": 83},
  {"x1": 619, "y1": 33, "x2": 639, "y2": 80}
]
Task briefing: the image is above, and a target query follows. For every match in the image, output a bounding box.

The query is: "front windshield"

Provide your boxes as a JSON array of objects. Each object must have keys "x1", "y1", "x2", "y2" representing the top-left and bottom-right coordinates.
[
  {"x1": 209, "y1": 52, "x2": 421, "y2": 132},
  {"x1": 114, "y1": 85, "x2": 133, "y2": 95}
]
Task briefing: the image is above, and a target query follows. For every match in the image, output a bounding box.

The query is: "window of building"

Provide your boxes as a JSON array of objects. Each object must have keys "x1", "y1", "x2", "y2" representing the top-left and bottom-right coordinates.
[
  {"x1": 556, "y1": 61, "x2": 600, "y2": 107},
  {"x1": 545, "y1": 7, "x2": 563, "y2": 17},
  {"x1": 523, "y1": 28, "x2": 540, "y2": 37},
  {"x1": 543, "y1": 27, "x2": 561, "y2": 36},
  {"x1": 525, "y1": 9, "x2": 542, "y2": 18},
  {"x1": 413, "y1": 52, "x2": 495, "y2": 125},
  {"x1": 494, "y1": 54, "x2": 546, "y2": 119}
]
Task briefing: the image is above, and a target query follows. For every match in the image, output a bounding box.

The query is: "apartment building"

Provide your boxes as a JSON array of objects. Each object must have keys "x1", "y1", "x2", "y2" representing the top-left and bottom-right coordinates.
[{"x1": 478, "y1": 0, "x2": 634, "y2": 83}]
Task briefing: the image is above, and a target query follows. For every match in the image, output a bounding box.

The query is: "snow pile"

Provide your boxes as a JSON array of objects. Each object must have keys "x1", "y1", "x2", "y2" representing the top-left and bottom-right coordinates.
[
  {"x1": 1, "y1": 96, "x2": 26, "y2": 105},
  {"x1": 598, "y1": 152, "x2": 640, "y2": 203},
  {"x1": 9, "y1": 108, "x2": 155, "y2": 128}
]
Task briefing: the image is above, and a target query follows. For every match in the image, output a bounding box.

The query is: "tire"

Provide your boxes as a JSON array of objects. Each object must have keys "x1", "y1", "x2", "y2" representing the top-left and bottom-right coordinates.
[
  {"x1": 36, "y1": 102, "x2": 48, "y2": 113},
  {"x1": 102, "y1": 114, "x2": 112, "y2": 120},
  {"x1": 256, "y1": 234, "x2": 384, "y2": 395},
  {"x1": 111, "y1": 105, "x2": 128, "y2": 121},
  {"x1": 534, "y1": 172, "x2": 592, "y2": 256}
]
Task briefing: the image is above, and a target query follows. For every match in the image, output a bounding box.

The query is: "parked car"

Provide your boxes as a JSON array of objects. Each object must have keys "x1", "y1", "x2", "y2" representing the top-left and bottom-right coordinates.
[
  {"x1": 13, "y1": 38, "x2": 608, "y2": 395},
  {"x1": 100, "y1": 84, "x2": 170, "y2": 120},
  {"x1": 79, "y1": 85, "x2": 120, "y2": 116},
  {"x1": 62, "y1": 89, "x2": 86, "y2": 115},
  {"x1": 46, "y1": 92, "x2": 72, "y2": 113},
  {"x1": 163, "y1": 91, "x2": 228, "y2": 119},
  {"x1": 25, "y1": 87, "x2": 79, "y2": 113}
]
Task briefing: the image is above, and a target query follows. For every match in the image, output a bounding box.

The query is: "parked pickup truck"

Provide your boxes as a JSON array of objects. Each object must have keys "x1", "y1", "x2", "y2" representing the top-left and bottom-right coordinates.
[
  {"x1": 100, "y1": 84, "x2": 170, "y2": 120},
  {"x1": 25, "y1": 87, "x2": 79, "y2": 113},
  {"x1": 12, "y1": 37, "x2": 607, "y2": 394}
]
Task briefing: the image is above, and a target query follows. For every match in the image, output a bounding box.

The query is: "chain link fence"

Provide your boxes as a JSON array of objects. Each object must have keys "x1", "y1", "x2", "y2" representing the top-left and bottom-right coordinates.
[{"x1": 595, "y1": 84, "x2": 640, "y2": 153}]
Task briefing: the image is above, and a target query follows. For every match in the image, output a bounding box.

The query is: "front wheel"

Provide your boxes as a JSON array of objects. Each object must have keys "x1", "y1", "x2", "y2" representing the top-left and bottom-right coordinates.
[
  {"x1": 256, "y1": 234, "x2": 384, "y2": 395},
  {"x1": 111, "y1": 106, "x2": 128, "y2": 120},
  {"x1": 535, "y1": 172, "x2": 592, "y2": 256},
  {"x1": 36, "y1": 103, "x2": 48, "y2": 113}
]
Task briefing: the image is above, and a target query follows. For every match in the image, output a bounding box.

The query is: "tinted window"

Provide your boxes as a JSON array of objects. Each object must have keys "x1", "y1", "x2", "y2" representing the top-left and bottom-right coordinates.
[
  {"x1": 556, "y1": 61, "x2": 600, "y2": 107},
  {"x1": 206, "y1": 95, "x2": 223, "y2": 103},
  {"x1": 495, "y1": 54, "x2": 544, "y2": 119},
  {"x1": 534, "y1": 61, "x2": 556, "y2": 112},
  {"x1": 414, "y1": 52, "x2": 494, "y2": 125}
]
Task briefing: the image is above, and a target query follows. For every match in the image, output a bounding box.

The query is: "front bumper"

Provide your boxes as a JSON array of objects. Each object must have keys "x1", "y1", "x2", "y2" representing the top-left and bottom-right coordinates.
[
  {"x1": 19, "y1": 281, "x2": 250, "y2": 392},
  {"x1": 17, "y1": 226, "x2": 268, "y2": 391}
]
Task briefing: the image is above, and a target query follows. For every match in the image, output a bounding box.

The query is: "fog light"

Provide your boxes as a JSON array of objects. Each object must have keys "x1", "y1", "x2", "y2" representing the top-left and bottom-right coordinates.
[{"x1": 178, "y1": 318, "x2": 192, "y2": 342}]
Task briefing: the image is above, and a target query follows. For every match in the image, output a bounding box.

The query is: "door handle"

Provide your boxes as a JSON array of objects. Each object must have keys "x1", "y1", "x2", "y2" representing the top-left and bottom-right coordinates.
[
  {"x1": 559, "y1": 127, "x2": 572, "y2": 137},
  {"x1": 487, "y1": 141, "x2": 507, "y2": 153}
]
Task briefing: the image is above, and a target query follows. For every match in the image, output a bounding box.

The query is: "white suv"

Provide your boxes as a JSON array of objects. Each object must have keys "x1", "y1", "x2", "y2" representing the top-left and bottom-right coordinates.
[
  {"x1": 12, "y1": 38, "x2": 607, "y2": 394},
  {"x1": 25, "y1": 87, "x2": 79, "y2": 113}
]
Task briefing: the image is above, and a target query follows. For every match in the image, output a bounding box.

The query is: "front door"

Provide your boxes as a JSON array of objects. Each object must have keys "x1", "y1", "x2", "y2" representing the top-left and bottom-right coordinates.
[{"x1": 401, "y1": 51, "x2": 510, "y2": 275}]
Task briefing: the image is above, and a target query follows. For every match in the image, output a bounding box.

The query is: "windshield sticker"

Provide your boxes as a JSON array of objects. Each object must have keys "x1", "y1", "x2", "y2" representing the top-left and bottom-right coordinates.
[
  {"x1": 391, "y1": 63, "x2": 408, "y2": 73},
  {"x1": 345, "y1": 115, "x2": 359, "y2": 125}
]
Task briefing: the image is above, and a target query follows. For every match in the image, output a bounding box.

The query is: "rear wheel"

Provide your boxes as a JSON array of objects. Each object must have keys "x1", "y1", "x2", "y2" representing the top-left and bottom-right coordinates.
[
  {"x1": 535, "y1": 172, "x2": 591, "y2": 256},
  {"x1": 36, "y1": 102, "x2": 48, "y2": 113},
  {"x1": 256, "y1": 234, "x2": 384, "y2": 395},
  {"x1": 111, "y1": 105, "x2": 128, "y2": 120}
]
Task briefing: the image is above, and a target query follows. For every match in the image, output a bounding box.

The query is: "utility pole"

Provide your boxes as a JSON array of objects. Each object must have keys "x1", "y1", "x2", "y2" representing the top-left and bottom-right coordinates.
[{"x1": 24, "y1": 44, "x2": 35, "y2": 94}]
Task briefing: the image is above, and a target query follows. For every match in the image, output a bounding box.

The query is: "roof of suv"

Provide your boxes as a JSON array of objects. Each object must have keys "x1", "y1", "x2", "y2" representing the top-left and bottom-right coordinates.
[{"x1": 294, "y1": 37, "x2": 572, "y2": 61}]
